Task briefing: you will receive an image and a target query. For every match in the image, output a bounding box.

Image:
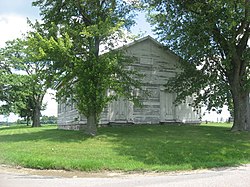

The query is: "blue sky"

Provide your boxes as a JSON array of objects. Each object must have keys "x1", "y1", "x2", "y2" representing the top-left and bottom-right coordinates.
[
  {"x1": 0, "y1": 1, "x2": 154, "y2": 47},
  {"x1": 0, "y1": 0, "x2": 153, "y2": 36},
  {"x1": 0, "y1": 0, "x2": 39, "y2": 18}
]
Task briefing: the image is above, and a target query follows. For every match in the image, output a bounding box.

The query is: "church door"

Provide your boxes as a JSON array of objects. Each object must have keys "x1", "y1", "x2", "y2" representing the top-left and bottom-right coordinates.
[
  {"x1": 109, "y1": 98, "x2": 133, "y2": 122},
  {"x1": 160, "y1": 91, "x2": 175, "y2": 122}
]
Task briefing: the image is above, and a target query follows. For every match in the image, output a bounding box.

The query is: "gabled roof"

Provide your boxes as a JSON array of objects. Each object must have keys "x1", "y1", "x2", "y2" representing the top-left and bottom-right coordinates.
[
  {"x1": 123, "y1": 35, "x2": 162, "y2": 48},
  {"x1": 120, "y1": 35, "x2": 179, "y2": 59}
]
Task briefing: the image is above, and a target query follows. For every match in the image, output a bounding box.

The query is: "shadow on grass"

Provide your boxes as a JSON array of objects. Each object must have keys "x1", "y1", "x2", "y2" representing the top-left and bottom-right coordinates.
[
  {"x1": 1, "y1": 124, "x2": 249, "y2": 171},
  {"x1": 99, "y1": 125, "x2": 250, "y2": 170},
  {"x1": 0, "y1": 125, "x2": 31, "y2": 131},
  {"x1": 0, "y1": 128, "x2": 89, "y2": 143}
]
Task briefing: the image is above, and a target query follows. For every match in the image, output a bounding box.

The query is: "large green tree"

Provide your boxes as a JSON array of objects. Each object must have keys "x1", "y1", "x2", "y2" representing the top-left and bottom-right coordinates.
[
  {"x1": 33, "y1": 0, "x2": 142, "y2": 135},
  {"x1": 3, "y1": 34, "x2": 50, "y2": 127},
  {"x1": 0, "y1": 51, "x2": 30, "y2": 117},
  {"x1": 147, "y1": 0, "x2": 250, "y2": 131},
  {"x1": 0, "y1": 72, "x2": 27, "y2": 116}
]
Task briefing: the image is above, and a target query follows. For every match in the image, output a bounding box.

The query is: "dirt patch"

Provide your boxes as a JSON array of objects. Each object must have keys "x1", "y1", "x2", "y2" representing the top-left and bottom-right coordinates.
[
  {"x1": 0, "y1": 165, "x2": 124, "y2": 178},
  {"x1": 0, "y1": 164, "x2": 249, "y2": 178}
]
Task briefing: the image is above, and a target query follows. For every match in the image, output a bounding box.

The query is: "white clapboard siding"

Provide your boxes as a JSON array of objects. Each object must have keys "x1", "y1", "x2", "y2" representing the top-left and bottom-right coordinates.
[{"x1": 57, "y1": 36, "x2": 201, "y2": 130}]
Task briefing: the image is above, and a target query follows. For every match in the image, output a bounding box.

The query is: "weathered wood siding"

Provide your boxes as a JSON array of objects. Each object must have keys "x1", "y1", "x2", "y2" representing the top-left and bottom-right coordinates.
[
  {"x1": 125, "y1": 38, "x2": 178, "y2": 124},
  {"x1": 57, "y1": 36, "x2": 201, "y2": 129}
]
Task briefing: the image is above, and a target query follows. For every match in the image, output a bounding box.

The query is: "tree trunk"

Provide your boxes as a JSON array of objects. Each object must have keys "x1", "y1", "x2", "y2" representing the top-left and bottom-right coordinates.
[
  {"x1": 26, "y1": 116, "x2": 30, "y2": 126},
  {"x1": 231, "y1": 90, "x2": 250, "y2": 131},
  {"x1": 32, "y1": 104, "x2": 41, "y2": 127},
  {"x1": 85, "y1": 112, "x2": 97, "y2": 136},
  {"x1": 228, "y1": 52, "x2": 250, "y2": 132}
]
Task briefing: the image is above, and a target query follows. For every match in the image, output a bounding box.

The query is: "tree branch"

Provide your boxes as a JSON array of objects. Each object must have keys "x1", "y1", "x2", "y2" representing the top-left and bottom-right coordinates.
[
  {"x1": 212, "y1": 25, "x2": 230, "y2": 57},
  {"x1": 237, "y1": 24, "x2": 250, "y2": 54},
  {"x1": 76, "y1": 0, "x2": 92, "y2": 26},
  {"x1": 236, "y1": 0, "x2": 250, "y2": 53}
]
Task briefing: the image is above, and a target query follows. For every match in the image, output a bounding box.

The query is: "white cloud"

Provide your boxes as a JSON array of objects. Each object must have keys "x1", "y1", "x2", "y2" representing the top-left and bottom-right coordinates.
[
  {"x1": 0, "y1": 14, "x2": 30, "y2": 47},
  {"x1": 42, "y1": 89, "x2": 58, "y2": 117},
  {"x1": 202, "y1": 106, "x2": 230, "y2": 122},
  {"x1": 0, "y1": 113, "x2": 19, "y2": 123}
]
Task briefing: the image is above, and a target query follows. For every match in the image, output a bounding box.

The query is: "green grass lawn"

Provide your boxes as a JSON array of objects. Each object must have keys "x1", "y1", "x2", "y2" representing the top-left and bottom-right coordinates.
[{"x1": 0, "y1": 123, "x2": 249, "y2": 172}]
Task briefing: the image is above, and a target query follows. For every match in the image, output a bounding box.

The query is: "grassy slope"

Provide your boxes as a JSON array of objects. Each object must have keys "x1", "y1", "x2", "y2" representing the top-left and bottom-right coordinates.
[{"x1": 0, "y1": 123, "x2": 249, "y2": 172}]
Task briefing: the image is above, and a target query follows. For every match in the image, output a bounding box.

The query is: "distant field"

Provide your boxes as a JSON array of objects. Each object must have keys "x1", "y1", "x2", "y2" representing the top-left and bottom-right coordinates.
[{"x1": 0, "y1": 123, "x2": 249, "y2": 172}]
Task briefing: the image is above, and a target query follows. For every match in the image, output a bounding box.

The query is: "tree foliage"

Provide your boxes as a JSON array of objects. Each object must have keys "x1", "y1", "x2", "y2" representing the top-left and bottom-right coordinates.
[
  {"x1": 40, "y1": 115, "x2": 57, "y2": 124},
  {"x1": 0, "y1": 72, "x2": 27, "y2": 115},
  {"x1": 147, "y1": 0, "x2": 250, "y2": 131},
  {"x1": 32, "y1": 0, "x2": 142, "y2": 135},
  {"x1": 2, "y1": 31, "x2": 52, "y2": 127}
]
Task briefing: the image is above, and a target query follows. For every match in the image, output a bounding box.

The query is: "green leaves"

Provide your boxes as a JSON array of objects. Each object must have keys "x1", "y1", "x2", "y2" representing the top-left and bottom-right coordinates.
[
  {"x1": 31, "y1": 0, "x2": 141, "y2": 129},
  {"x1": 147, "y1": 0, "x2": 250, "y2": 115},
  {"x1": 0, "y1": 28, "x2": 57, "y2": 125}
]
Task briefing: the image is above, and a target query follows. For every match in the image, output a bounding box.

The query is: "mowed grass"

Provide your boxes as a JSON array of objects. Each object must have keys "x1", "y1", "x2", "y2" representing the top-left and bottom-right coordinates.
[{"x1": 0, "y1": 123, "x2": 249, "y2": 172}]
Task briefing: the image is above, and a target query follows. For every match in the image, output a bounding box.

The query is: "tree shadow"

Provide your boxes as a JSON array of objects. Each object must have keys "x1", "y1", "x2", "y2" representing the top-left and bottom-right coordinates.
[
  {"x1": 1, "y1": 124, "x2": 249, "y2": 171},
  {"x1": 0, "y1": 125, "x2": 30, "y2": 131},
  {"x1": 0, "y1": 128, "x2": 89, "y2": 143},
  {"x1": 99, "y1": 125, "x2": 250, "y2": 170}
]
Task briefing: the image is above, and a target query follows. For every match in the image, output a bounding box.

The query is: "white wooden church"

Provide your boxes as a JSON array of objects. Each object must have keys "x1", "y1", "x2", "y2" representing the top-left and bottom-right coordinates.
[{"x1": 57, "y1": 36, "x2": 201, "y2": 130}]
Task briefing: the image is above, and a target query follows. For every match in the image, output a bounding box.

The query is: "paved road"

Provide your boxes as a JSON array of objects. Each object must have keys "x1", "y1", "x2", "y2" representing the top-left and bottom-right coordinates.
[{"x1": 1, "y1": 165, "x2": 250, "y2": 187}]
